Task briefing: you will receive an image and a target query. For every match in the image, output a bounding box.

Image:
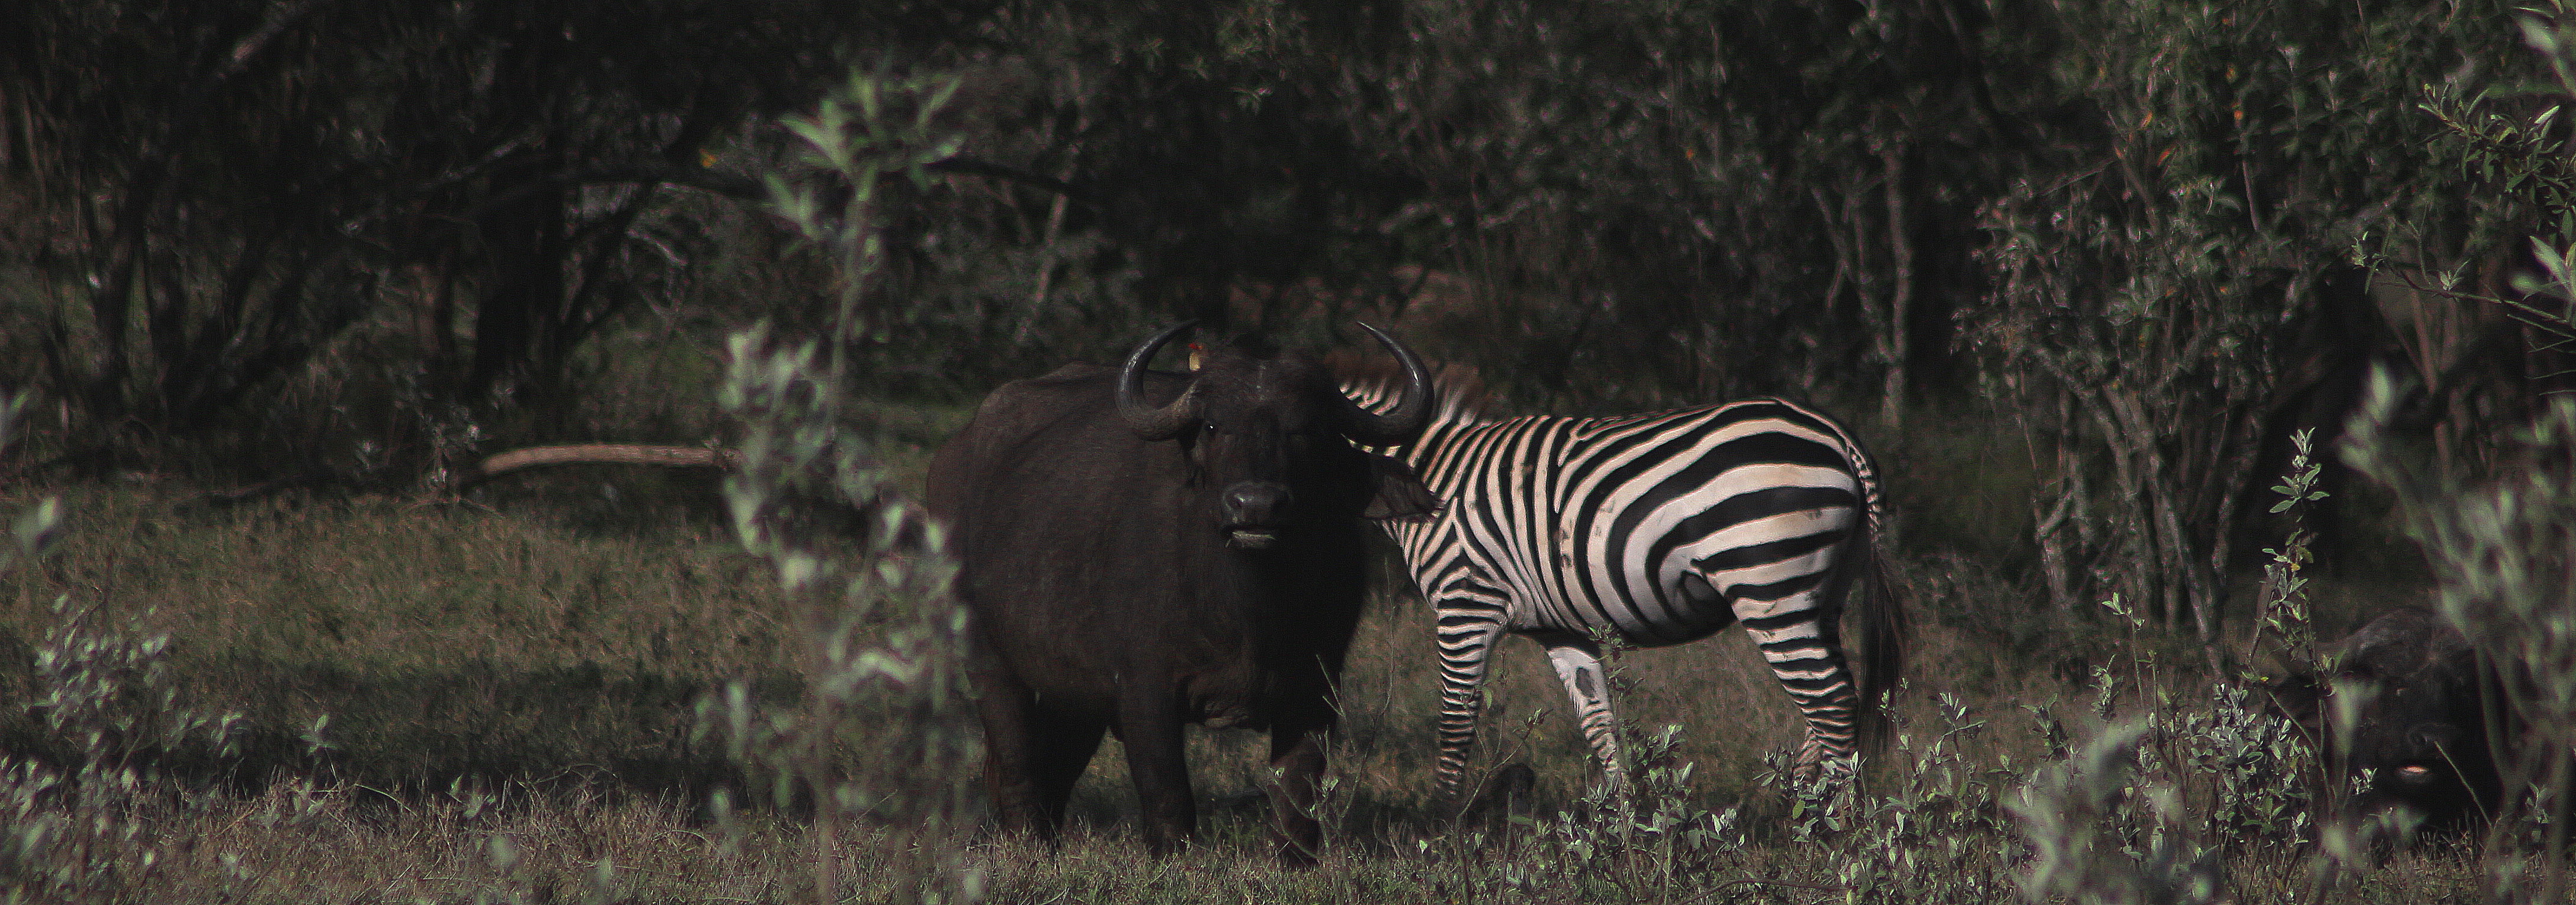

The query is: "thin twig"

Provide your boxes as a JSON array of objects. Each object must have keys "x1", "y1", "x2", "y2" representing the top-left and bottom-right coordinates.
[{"x1": 350, "y1": 783, "x2": 409, "y2": 813}]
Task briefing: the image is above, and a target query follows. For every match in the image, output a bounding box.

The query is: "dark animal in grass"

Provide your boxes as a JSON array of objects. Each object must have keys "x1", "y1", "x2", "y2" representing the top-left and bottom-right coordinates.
[
  {"x1": 924, "y1": 323, "x2": 1437, "y2": 864},
  {"x1": 2266, "y1": 608, "x2": 2506, "y2": 832}
]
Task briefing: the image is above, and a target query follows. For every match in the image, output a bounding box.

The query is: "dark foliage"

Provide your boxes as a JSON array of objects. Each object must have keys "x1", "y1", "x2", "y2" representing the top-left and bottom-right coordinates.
[
  {"x1": 1, "y1": 0, "x2": 954, "y2": 466},
  {"x1": 2, "y1": 0, "x2": 2567, "y2": 644}
]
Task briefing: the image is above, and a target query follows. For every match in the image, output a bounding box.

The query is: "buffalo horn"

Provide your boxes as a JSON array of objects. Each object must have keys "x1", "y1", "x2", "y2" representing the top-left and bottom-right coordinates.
[
  {"x1": 1339, "y1": 322, "x2": 1435, "y2": 446},
  {"x1": 1117, "y1": 322, "x2": 1201, "y2": 441}
]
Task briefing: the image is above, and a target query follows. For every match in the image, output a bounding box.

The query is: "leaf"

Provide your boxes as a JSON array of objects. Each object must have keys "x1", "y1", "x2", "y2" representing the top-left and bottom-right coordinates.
[{"x1": 11, "y1": 497, "x2": 61, "y2": 559}]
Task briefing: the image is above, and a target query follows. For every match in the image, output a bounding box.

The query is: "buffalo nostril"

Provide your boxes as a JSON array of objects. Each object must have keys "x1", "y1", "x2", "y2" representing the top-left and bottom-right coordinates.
[
  {"x1": 2407, "y1": 723, "x2": 2461, "y2": 749},
  {"x1": 1223, "y1": 484, "x2": 1289, "y2": 523}
]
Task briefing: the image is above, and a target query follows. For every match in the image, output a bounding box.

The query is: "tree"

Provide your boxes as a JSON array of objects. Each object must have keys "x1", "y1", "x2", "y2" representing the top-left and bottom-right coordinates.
[
  {"x1": 0, "y1": 0, "x2": 949, "y2": 463},
  {"x1": 1964, "y1": 0, "x2": 2516, "y2": 635}
]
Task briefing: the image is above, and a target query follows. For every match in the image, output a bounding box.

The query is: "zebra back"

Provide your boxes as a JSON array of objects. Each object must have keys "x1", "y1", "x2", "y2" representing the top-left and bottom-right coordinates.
[{"x1": 1334, "y1": 358, "x2": 1491, "y2": 428}]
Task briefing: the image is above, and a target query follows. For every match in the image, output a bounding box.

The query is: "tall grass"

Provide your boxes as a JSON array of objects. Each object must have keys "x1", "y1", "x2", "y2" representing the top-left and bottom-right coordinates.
[
  {"x1": 2345, "y1": 371, "x2": 2576, "y2": 903},
  {"x1": 0, "y1": 417, "x2": 2522, "y2": 903}
]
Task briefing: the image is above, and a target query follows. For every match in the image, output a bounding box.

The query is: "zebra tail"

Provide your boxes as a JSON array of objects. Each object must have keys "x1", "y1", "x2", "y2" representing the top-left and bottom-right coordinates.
[{"x1": 1852, "y1": 524, "x2": 1909, "y2": 765}]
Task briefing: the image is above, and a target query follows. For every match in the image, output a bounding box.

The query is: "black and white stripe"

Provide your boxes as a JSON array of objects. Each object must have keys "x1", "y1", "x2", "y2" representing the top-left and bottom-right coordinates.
[{"x1": 1349, "y1": 376, "x2": 1902, "y2": 795}]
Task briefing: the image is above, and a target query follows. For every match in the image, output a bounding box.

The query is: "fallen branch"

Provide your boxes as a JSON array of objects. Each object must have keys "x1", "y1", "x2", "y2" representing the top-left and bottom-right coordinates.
[{"x1": 452, "y1": 444, "x2": 739, "y2": 494}]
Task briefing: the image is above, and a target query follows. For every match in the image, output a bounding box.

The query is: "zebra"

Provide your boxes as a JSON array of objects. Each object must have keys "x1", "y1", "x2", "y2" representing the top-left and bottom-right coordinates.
[{"x1": 1344, "y1": 367, "x2": 1905, "y2": 796}]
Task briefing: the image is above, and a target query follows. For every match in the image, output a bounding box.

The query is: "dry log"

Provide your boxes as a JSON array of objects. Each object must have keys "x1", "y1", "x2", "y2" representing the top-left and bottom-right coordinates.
[{"x1": 453, "y1": 444, "x2": 739, "y2": 493}]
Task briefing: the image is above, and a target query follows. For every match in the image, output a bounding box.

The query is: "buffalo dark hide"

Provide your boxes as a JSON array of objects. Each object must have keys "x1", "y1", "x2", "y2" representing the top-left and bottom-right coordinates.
[{"x1": 925, "y1": 326, "x2": 1433, "y2": 864}]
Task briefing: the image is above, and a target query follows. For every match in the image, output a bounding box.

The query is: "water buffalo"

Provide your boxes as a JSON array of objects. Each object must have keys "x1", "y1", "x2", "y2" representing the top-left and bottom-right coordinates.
[
  {"x1": 924, "y1": 323, "x2": 1436, "y2": 863},
  {"x1": 2267, "y1": 608, "x2": 2505, "y2": 831}
]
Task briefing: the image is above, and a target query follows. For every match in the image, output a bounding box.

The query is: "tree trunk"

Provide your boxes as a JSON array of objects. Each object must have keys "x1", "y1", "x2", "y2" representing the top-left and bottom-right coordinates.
[
  {"x1": 1877, "y1": 141, "x2": 1912, "y2": 430},
  {"x1": 464, "y1": 177, "x2": 569, "y2": 404}
]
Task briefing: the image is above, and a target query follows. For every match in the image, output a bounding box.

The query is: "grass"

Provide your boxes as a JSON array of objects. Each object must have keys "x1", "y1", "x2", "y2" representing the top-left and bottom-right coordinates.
[
  {"x1": 0, "y1": 362, "x2": 2535, "y2": 903},
  {"x1": 0, "y1": 478, "x2": 1846, "y2": 811},
  {"x1": 0, "y1": 469, "x2": 2514, "y2": 903},
  {"x1": 0, "y1": 487, "x2": 783, "y2": 796}
]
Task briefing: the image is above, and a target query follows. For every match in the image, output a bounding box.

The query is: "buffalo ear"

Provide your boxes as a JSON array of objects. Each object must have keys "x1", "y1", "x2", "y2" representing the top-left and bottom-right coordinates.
[
  {"x1": 2259, "y1": 674, "x2": 2325, "y2": 737},
  {"x1": 1361, "y1": 454, "x2": 1441, "y2": 521}
]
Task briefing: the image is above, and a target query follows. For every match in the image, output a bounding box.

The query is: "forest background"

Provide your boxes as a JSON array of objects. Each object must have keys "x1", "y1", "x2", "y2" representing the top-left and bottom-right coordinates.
[{"x1": 2, "y1": 0, "x2": 2575, "y2": 901}]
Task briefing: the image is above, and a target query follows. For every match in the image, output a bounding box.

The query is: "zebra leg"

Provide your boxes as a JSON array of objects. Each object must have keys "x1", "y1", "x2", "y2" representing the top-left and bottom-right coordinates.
[
  {"x1": 1532, "y1": 630, "x2": 1627, "y2": 794},
  {"x1": 1431, "y1": 591, "x2": 1508, "y2": 798},
  {"x1": 1736, "y1": 601, "x2": 1862, "y2": 783}
]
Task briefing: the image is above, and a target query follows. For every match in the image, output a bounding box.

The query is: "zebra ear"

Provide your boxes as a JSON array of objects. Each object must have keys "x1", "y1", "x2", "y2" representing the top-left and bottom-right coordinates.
[{"x1": 1361, "y1": 454, "x2": 1440, "y2": 522}]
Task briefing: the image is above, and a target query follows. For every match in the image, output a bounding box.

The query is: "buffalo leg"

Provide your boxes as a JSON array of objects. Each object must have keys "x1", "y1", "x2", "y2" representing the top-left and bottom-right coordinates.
[
  {"x1": 969, "y1": 663, "x2": 1049, "y2": 837},
  {"x1": 1115, "y1": 692, "x2": 1195, "y2": 855},
  {"x1": 1025, "y1": 708, "x2": 1106, "y2": 834},
  {"x1": 970, "y1": 654, "x2": 1105, "y2": 840},
  {"x1": 1266, "y1": 721, "x2": 1329, "y2": 867}
]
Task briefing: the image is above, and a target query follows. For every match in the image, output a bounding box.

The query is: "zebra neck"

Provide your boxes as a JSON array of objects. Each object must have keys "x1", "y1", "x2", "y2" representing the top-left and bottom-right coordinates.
[{"x1": 1387, "y1": 411, "x2": 1488, "y2": 489}]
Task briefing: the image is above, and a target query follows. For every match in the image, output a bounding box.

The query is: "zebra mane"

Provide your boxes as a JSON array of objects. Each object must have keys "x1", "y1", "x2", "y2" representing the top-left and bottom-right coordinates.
[{"x1": 1328, "y1": 354, "x2": 1493, "y2": 425}]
